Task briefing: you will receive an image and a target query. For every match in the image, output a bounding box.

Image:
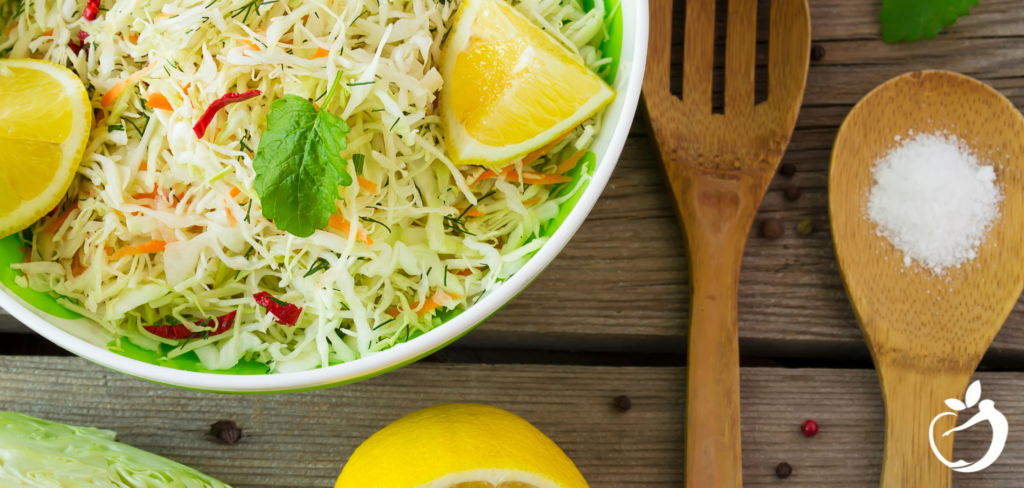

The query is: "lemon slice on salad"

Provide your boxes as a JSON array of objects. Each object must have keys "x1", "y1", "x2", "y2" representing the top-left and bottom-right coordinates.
[
  {"x1": 440, "y1": 0, "x2": 614, "y2": 167},
  {"x1": 0, "y1": 59, "x2": 92, "y2": 238},
  {"x1": 335, "y1": 404, "x2": 589, "y2": 488}
]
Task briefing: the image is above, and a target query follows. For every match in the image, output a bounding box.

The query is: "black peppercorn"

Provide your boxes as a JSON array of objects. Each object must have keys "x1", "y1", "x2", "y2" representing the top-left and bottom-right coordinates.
[
  {"x1": 779, "y1": 163, "x2": 797, "y2": 177},
  {"x1": 613, "y1": 395, "x2": 631, "y2": 412},
  {"x1": 209, "y1": 420, "x2": 242, "y2": 444},
  {"x1": 776, "y1": 462, "x2": 793, "y2": 479},
  {"x1": 784, "y1": 187, "x2": 801, "y2": 202},
  {"x1": 810, "y1": 44, "x2": 825, "y2": 62},
  {"x1": 761, "y1": 218, "x2": 783, "y2": 240}
]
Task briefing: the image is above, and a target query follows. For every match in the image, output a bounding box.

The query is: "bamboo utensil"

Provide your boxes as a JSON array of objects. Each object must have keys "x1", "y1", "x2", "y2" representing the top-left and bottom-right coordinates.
[
  {"x1": 830, "y1": 70, "x2": 1024, "y2": 487},
  {"x1": 641, "y1": 0, "x2": 810, "y2": 485}
]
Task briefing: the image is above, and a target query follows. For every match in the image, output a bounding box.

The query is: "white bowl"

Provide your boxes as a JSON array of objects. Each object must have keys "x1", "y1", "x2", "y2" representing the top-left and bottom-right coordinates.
[{"x1": 0, "y1": 2, "x2": 649, "y2": 393}]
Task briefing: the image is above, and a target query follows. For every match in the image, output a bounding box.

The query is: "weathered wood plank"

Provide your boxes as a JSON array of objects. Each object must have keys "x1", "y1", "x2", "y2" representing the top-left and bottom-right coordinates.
[{"x1": 1, "y1": 356, "x2": 1024, "y2": 486}]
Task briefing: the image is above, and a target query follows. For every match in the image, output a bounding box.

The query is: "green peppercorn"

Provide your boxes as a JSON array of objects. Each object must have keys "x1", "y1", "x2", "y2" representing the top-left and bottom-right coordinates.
[{"x1": 797, "y1": 218, "x2": 814, "y2": 236}]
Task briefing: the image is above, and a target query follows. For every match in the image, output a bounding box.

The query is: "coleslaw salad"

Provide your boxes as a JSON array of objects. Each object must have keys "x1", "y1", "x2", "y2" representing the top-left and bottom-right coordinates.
[{"x1": 0, "y1": 0, "x2": 647, "y2": 390}]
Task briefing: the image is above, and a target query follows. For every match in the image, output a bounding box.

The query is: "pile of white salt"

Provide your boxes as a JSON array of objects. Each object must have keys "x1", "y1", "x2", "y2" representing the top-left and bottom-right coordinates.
[{"x1": 866, "y1": 133, "x2": 1002, "y2": 274}]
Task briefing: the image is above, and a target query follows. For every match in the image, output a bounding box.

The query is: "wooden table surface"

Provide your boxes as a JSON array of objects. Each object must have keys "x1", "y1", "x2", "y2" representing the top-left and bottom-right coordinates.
[{"x1": 5, "y1": 1, "x2": 1024, "y2": 486}]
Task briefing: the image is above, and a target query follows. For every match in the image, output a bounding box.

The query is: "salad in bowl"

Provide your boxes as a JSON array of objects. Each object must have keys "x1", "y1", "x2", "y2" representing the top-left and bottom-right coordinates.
[{"x1": 0, "y1": 0, "x2": 646, "y2": 391}]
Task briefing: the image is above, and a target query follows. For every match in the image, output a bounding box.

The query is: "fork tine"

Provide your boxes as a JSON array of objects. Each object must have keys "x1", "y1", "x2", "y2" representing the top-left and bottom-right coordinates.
[
  {"x1": 724, "y1": 0, "x2": 757, "y2": 113},
  {"x1": 767, "y1": 0, "x2": 810, "y2": 110},
  {"x1": 643, "y1": 0, "x2": 674, "y2": 98},
  {"x1": 682, "y1": 0, "x2": 715, "y2": 114}
]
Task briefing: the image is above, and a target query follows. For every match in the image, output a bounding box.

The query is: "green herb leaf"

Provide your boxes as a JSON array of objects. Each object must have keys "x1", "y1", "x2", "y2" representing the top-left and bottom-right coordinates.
[
  {"x1": 253, "y1": 79, "x2": 351, "y2": 237},
  {"x1": 880, "y1": 0, "x2": 977, "y2": 43}
]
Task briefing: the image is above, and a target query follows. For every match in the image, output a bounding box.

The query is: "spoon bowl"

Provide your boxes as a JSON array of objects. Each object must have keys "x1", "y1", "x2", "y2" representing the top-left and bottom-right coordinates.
[{"x1": 830, "y1": 70, "x2": 1024, "y2": 487}]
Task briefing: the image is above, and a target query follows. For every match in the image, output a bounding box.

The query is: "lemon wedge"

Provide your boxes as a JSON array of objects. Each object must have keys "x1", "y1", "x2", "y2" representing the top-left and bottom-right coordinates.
[
  {"x1": 439, "y1": 0, "x2": 614, "y2": 167},
  {"x1": 0, "y1": 59, "x2": 92, "y2": 238},
  {"x1": 335, "y1": 404, "x2": 589, "y2": 488}
]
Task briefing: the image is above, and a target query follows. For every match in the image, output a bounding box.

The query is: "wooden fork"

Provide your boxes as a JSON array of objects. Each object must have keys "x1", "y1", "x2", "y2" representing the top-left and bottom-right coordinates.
[{"x1": 642, "y1": 0, "x2": 810, "y2": 485}]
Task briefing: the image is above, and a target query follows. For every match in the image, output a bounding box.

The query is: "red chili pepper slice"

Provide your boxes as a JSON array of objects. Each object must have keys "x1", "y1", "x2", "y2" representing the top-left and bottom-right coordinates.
[
  {"x1": 144, "y1": 311, "x2": 236, "y2": 340},
  {"x1": 82, "y1": 0, "x2": 100, "y2": 21},
  {"x1": 72, "y1": 31, "x2": 90, "y2": 54},
  {"x1": 253, "y1": 291, "x2": 302, "y2": 326},
  {"x1": 193, "y1": 90, "x2": 261, "y2": 139}
]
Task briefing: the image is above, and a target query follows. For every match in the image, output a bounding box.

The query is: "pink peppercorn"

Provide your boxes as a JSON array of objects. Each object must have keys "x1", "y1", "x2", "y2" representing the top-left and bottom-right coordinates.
[{"x1": 800, "y1": 419, "x2": 818, "y2": 437}]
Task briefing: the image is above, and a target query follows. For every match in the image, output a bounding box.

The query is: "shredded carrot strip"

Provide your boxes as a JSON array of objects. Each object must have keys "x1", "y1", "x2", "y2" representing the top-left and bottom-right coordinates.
[
  {"x1": 239, "y1": 39, "x2": 259, "y2": 50},
  {"x1": 357, "y1": 177, "x2": 379, "y2": 194},
  {"x1": 329, "y1": 213, "x2": 373, "y2": 245},
  {"x1": 101, "y1": 63, "x2": 156, "y2": 108},
  {"x1": 556, "y1": 149, "x2": 587, "y2": 176},
  {"x1": 43, "y1": 204, "x2": 79, "y2": 233},
  {"x1": 471, "y1": 164, "x2": 515, "y2": 186},
  {"x1": 71, "y1": 253, "x2": 85, "y2": 277},
  {"x1": 139, "y1": 160, "x2": 148, "y2": 171},
  {"x1": 146, "y1": 92, "x2": 174, "y2": 111},
  {"x1": 4, "y1": 22, "x2": 18, "y2": 36},
  {"x1": 464, "y1": 209, "x2": 485, "y2": 217},
  {"x1": 522, "y1": 198, "x2": 542, "y2": 206},
  {"x1": 132, "y1": 192, "x2": 159, "y2": 201},
  {"x1": 225, "y1": 200, "x2": 237, "y2": 227},
  {"x1": 128, "y1": 33, "x2": 139, "y2": 43},
  {"x1": 505, "y1": 171, "x2": 574, "y2": 185},
  {"x1": 521, "y1": 128, "x2": 575, "y2": 166},
  {"x1": 154, "y1": 12, "x2": 174, "y2": 19},
  {"x1": 311, "y1": 47, "x2": 330, "y2": 59},
  {"x1": 108, "y1": 240, "x2": 166, "y2": 261},
  {"x1": 387, "y1": 289, "x2": 458, "y2": 318},
  {"x1": 19, "y1": 247, "x2": 31, "y2": 264},
  {"x1": 229, "y1": 187, "x2": 241, "y2": 198},
  {"x1": 41, "y1": 28, "x2": 53, "y2": 36},
  {"x1": 452, "y1": 268, "x2": 478, "y2": 276}
]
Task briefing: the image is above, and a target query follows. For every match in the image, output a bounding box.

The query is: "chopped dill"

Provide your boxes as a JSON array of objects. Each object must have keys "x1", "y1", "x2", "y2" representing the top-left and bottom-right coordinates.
[
  {"x1": 125, "y1": 118, "x2": 145, "y2": 137},
  {"x1": 243, "y1": 199, "x2": 253, "y2": 223},
  {"x1": 359, "y1": 217, "x2": 390, "y2": 232},
  {"x1": 373, "y1": 318, "x2": 395, "y2": 331},
  {"x1": 303, "y1": 257, "x2": 332, "y2": 277},
  {"x1": 349, "y1": 8, "x2": 367, "y2": 26}
]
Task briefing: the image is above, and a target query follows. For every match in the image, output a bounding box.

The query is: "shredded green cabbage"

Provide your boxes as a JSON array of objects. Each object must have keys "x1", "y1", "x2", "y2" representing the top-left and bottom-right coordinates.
[
  {"x1": 2, "y1": 0, "x2": 613, "y2": 372},
  {"x1": 0, "y1": 411, "x2": 230, "y2": 487}
]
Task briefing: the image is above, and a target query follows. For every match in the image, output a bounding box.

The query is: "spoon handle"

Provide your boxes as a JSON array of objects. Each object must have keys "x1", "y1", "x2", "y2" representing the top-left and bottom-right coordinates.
[
  {"x1": 676, "y1": 171, "x2": 757, "y2": 488},
  {"x1": 878, "y1": 363, "x2": 972, "y2": 487}
]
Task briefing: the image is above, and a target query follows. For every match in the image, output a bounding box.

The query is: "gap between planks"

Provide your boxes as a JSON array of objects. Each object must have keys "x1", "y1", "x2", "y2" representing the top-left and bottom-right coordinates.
[{"x1": 1, "y1": 356, "x2": 1024, "y2": 487}]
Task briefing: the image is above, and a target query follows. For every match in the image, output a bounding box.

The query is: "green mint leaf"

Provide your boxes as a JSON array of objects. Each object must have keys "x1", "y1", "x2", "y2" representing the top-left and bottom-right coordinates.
[
  {"x1": 880, "y1": 0, "x2": 978, "y2": 43},
  {"x1": 253, "y1": 92, "x2": 351, "y2": 237}
]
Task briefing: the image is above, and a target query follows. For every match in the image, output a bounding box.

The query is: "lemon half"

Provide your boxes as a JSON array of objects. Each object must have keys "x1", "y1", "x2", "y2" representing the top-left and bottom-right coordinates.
[
  {"x1": 0, "y1": 59, "x2": 92, "y2": 238},
  {"x1": 335, "y1": 404, "x2": 589, "y2": 488},
  {"x1": 439, "y1": 0, "x2": 615, "y2": 167}
]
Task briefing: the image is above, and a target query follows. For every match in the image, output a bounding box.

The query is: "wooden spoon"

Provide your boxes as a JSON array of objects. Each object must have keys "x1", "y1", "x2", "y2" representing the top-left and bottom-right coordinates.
[
  {"x1": 830, "y1": 70, "x2": 1024, "y2": 487},
  {"x1": 642, "y1": 0, "x2": 809, "y2": 485}
]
